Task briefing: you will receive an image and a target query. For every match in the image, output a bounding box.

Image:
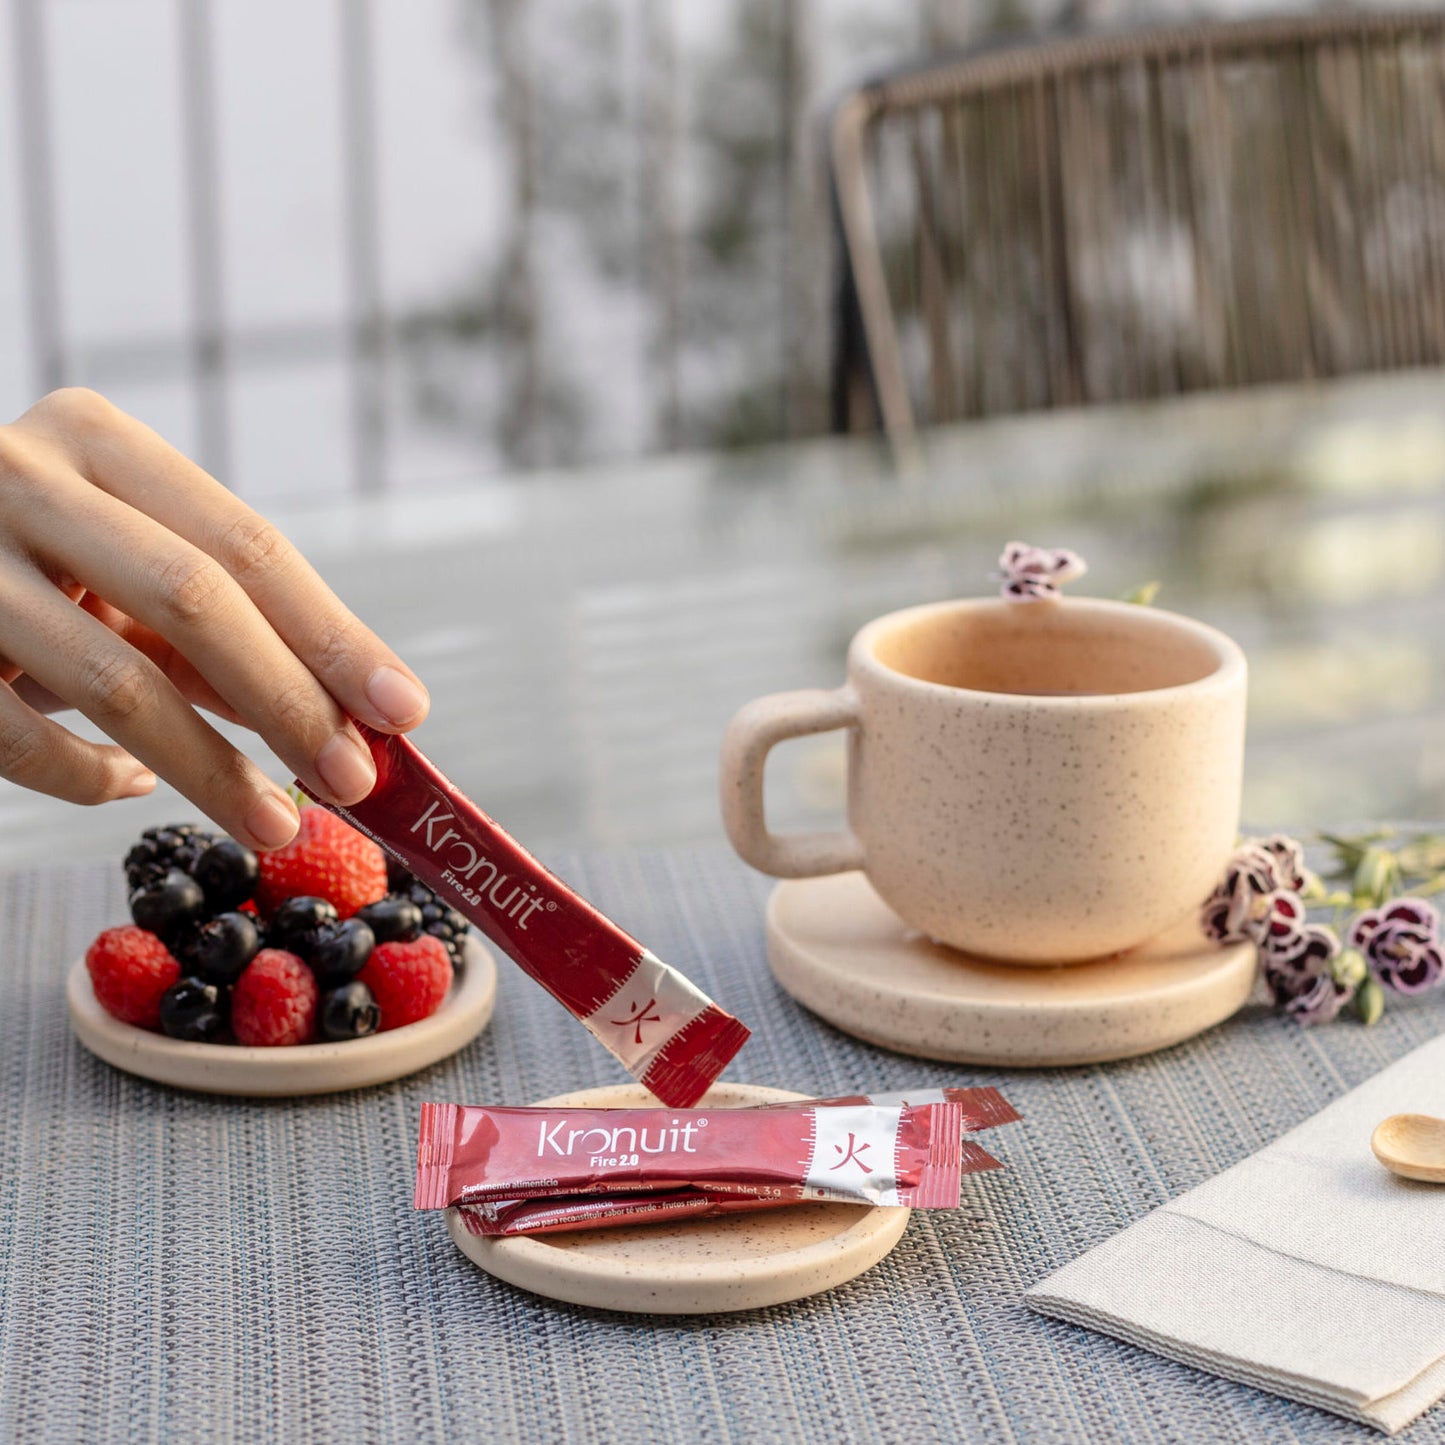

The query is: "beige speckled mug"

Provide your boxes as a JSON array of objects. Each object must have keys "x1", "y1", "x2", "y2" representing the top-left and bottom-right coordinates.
[{"x1": 720, "y1": 597, "x2": 1247, "y2": 965}]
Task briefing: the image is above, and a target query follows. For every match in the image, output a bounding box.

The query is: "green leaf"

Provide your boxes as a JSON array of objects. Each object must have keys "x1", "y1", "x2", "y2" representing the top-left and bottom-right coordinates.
[
  {"x1": 1317, "y1": 831, "x2": 1368, "y2": 875},
  {"x1": 1121, "y1": 580, "x2": 1161, "y2": 606},
  {"x1": 1355, "y1": 977, "x2": 1385, "y2": 1026},
  {"x1": 1319, "y1": 829, "x2": 1398, "y2": 878}
]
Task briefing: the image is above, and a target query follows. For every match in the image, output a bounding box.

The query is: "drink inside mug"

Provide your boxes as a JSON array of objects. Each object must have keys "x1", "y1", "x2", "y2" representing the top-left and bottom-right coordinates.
[{"x1": 869, "y1": 600, "x2": 1230, "y2": 699}]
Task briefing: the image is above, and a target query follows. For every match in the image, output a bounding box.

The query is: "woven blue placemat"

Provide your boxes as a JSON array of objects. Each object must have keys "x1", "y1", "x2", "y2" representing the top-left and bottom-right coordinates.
[{"x1": 1, "y1": 842, "x2": 1442, "y2": 1444}]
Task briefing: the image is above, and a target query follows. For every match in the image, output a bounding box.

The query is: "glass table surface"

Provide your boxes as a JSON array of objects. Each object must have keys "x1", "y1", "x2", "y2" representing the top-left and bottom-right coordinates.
[{"x1": 9, "y1": 367, "x2": 1445, "y2": 864}]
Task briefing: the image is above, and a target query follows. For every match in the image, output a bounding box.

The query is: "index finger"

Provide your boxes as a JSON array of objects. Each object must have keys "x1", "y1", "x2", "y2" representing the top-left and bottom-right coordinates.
[{"x1": 20, "y1": 388, "x2": 430, "y2": 733}]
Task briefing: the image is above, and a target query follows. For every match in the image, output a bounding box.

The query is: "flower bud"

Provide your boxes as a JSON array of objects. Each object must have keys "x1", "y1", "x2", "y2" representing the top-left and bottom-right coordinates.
[
  {"x1": 1355, "y1": 976, "x2": 1385, "y2": 1026},
  {"x1": 1332, "y1": 947, "x2": 1368, "y2": 989},
  {"x1": 1353, "y1": 847, "x2": 1400, "y2": 909}
]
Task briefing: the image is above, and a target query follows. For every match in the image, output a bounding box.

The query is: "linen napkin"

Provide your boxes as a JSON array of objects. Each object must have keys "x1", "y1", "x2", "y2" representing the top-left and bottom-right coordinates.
[{"x1": 1026, "y1": 1034, "x2": 1445, "y2": 1434}]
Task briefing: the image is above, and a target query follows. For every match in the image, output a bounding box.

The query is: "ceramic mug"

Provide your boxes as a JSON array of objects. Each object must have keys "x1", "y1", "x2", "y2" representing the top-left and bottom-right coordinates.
[{"x1": 720, "y1": 597, "x2": 1247, "y2": 965}]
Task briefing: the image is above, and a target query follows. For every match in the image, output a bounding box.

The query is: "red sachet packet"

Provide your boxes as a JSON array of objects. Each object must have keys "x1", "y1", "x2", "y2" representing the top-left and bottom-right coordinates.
[
  {"x1": 454, "y1": 1140, "x2": 1006, "y2": 1237},
  {"x1": 298, "y1": 725, "x2": 748, "y2": 1107},
  {"x1": 449, "y1": 1086, "x2": 1017, "y2": 1237},
  {"x1": 455, "y1": 1188, "x2": 796, "y2": 1238},
  {"x1": 416, "y1": 1100, "x2": 967, "y2": 1211},
  {"x1": 763, "y1": 1086, "x2": 1020, "y2": 1131}
]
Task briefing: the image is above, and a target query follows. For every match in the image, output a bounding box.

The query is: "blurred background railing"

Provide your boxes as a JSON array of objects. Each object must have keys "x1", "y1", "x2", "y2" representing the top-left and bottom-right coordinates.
[{"x1": 4, "y1": 0, "x2": 1430, "y2": 504}]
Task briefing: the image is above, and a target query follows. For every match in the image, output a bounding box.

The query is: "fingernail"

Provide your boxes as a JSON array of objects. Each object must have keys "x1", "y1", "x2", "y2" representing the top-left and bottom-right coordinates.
[
  {"x1": 120, "y1": 770, "x2": 157, "y2": 799},
  {"x1": 365, "y1": 666, "x2": 429, "y2": 726},
  {"x1": 246, "y1": 792, "x2": 300, "y2": 850},
  {"x1": 315, "y1": 731, "x2": 377, "y2": 803}
]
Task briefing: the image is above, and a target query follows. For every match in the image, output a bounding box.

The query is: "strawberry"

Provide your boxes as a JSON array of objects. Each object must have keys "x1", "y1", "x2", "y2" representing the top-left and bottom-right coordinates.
[
  {"x1": 358, "y1": 936, "x2": 453, "y2": 1031},
  {"x1": 231, "y1": 949, "x2": 318, "y2": 1046},
  {"x1": 255, "y1": 806, "x2": 386, "y2": 921},
  {"x1": 85, "y1": 925, "x2": 181, "y2": 1030}
]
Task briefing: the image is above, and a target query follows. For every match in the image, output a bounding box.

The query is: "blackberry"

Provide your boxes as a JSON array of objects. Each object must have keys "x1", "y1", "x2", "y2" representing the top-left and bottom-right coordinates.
[
  {"x1": 124, "y1": 823, "x2": 217, "y2": 892},
  {"x1": 391, "y1": 880, "x2": 469, "y2": 970}
]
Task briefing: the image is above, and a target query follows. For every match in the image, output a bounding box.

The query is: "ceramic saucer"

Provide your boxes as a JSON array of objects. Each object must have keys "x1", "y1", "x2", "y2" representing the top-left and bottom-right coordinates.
[
  {"x1": 67, "y1": 933, "x2": 496, "y2": 1095},
  {"x1": 766, "y1": 873, "x2": 1256, "y2": 1067},
  {"x1": 446, "y1": 1082, "x2": 910, "y2": 1314}
]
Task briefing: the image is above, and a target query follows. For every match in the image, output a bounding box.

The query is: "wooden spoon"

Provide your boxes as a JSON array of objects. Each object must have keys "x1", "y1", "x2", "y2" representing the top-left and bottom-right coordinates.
[{"x1": 1371, "y1": 1114, "x2": 1445, "y2": 1182}]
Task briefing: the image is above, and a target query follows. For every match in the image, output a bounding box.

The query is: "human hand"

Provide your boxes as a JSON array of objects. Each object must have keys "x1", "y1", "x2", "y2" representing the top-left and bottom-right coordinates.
[{"x1": 0, "y1": 388, "x2": 429, "y2": 849}]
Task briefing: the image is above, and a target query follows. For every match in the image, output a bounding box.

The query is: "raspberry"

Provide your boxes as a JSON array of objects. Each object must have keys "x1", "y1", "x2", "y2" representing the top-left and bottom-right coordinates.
[
  {"x1": 255, "y1": 807, "x2": 386, "y2": 921},
  {"x1": 231, "y1": 949, "x2": 318, "y2": 1046},
  {"x1": 86, "y1": 925, "x2": 181, "y2": 1030},
  {"x1": 358, "y1": 936, "x2": 453, "y2": 1031}
]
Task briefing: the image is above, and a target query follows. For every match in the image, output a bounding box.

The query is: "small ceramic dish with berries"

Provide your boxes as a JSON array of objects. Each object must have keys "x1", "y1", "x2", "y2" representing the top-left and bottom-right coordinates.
[{"x1": 68, "y1": 808, "x2": 497, "y2": 1096}]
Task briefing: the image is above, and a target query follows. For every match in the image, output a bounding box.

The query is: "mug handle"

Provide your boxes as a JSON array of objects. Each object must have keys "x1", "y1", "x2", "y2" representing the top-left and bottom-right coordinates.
[{"x1": 720, "y1": 687, "x2": 866, "y2": 878}]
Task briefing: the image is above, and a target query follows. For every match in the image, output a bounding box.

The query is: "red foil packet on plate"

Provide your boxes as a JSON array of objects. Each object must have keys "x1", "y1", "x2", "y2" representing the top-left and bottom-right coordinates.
[
  {"x1": 297, "y1": 726, "x2": 748, "y2": 1107},
  {"x1": 456, "y1": 1189, "x2": 797, "y2": 1237},
  {"x1": 415, "y1": 1100, "x2": 967, "y2": 1210},
  {"x1": 448, "y1": 1086, "x2": 1016, "y2": 1236}
]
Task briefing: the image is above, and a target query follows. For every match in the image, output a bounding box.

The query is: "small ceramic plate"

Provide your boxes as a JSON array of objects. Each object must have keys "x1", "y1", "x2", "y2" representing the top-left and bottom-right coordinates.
[
  {"x1": 446, "y1": 1082, "x2": 911, "y2": 1315},
  {"x1": 67, "y1": 933, "x2": 497, "y2": 1096},
  {"x1": 767, "y1": 872, "x2": 1257, "y2": 1067}
]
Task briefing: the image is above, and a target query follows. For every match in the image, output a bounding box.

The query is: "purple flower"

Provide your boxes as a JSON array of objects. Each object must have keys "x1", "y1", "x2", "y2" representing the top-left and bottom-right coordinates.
[
  {"x1": 1201, "y1": 890, "x2": 1240, "y2": 944},
  {"x1": 1256, "y1": 889, "x2": 1309, "y2": 958},
  {"x1": 1263, "y1": 925, "x2": 1352, "y2": 1025},
  {"x1": 1200, "y1": 843, "x2": 1280, "y2": 943},
  {"x1": 1002, "y1": 577, "x2": 1059, "y2": 600},
  {"x1": 997, "y1": 542, "x2": 1087, "y2": 602},
  {"x1": 1230, "y1": 843, "x2": 1286, "y2": 895},
  {"x1": 1277, "y1": 970, "x2": 1354, "y2": 1025},
  {"x1": 1256, "y1": 834, "x2": 1310, "y2": 894},
  {"x1": 1350, "y1": 899, "x2": 1444, "y2": 994}
]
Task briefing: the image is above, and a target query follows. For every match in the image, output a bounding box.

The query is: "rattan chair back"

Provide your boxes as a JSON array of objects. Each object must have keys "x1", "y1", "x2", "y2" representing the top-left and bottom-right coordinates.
[{"x1": 831, "y1": 13, "x2": 1445, "y2": 451}]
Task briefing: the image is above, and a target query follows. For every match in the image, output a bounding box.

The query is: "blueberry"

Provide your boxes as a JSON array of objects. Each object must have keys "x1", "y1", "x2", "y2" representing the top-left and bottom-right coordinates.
[
  {"x1": 130, "y1": 869, "x2": 207, "y2": 943},
  {"x1": 159, "y1": 977, "x2": 227, "y2": 1042},
  {"x1": 193, "y1": 839, "x2": 260, "y2": 911},
  {"x1": 310, "y1": 918, "x2": 375, "y2": 986},
  {"x1": 269, "y1": 896, "x2": 338, "y2": 955},
  {"x1": 355, "y1": 897, "x2": 422, "y2": 945},
  {"x1": 184, "y1": 911, "x2": 260, "y2": 985},
  {"x1": 318, "y1": 980, "x2": 380, "y2": 1041}
]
